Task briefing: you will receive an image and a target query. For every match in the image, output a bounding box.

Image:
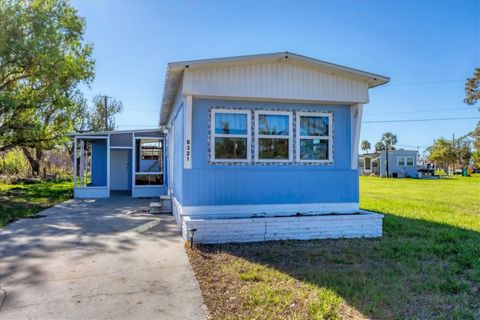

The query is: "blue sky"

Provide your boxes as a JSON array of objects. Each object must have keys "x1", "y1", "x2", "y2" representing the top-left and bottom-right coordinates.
[{"x1": 72, "y1": 0, "x2": 479, "y2": 155}]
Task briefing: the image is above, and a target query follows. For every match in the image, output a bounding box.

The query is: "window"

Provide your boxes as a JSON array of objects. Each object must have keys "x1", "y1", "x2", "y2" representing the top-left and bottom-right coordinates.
[
  {"x1": 296, "y1": 112, "x2": 332, "y2": 162},
  {"x1": 397, "y1": 156, "x2": 415, "y2": 167},
  {"x1": 255, "y1": 111, "x2": 292, "y2": 161},
  {"x1": 406, "y1": 156, "x2": 414, "y2": 166},
  {"x1": 135, "y1": 138, "x2": 163, "y2": 185},
  {"x1": 211, "y1": 109, "x2": 251, "y2": 162}
]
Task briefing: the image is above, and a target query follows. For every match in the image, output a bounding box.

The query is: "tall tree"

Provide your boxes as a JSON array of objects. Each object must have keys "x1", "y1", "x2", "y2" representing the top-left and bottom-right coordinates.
[
  {"x1": 428, "y1": 138, "x2": 456, "y2": 172},
  {"x1": 0, "y1": 0, "x2": 94, "y2": 175},
  {"x1": 361, "y1": 140, "x2": 371, "y2": 154},
  {"x1": 465, "y1": 68, "x2": 480, "y2": 156},
  {"x1": 374, "y1": 141, "x2": 385, "y2": 152},
  {"x1": 380, "y1": 132, "x2": 398, "y2": 150},
  {"x1": 380, "y1": 132, "x2": 397, "y2": 177},
  {"x1": 464, "y1": 68, "x2": 480, "y2": 106},
  {"x1": 66, "y1": 94, "x2": 123, "y2": 161},
  {"x1": 453, "y1": 135, "x2": 473, "y2": 167},
  {"x1": 471, "y1": 122, "x2": 480, "y2": 150},
  {"x1": 87, "y1": 95, "x2": 123, "y2": 132}
]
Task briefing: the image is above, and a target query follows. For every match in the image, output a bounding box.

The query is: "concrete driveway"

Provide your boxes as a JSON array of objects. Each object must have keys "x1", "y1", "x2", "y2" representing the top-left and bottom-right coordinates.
[{"x1": 0, "y1": 195, "x2": 206, "y2": 320}]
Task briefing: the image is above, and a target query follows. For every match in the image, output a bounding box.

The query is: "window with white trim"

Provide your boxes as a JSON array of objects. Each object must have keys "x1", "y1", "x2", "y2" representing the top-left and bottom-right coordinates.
[
  {"x1": 296, "y1": 112, "x2": 332, "y2": 162},
  {"x1": 406, "y1": 156, "x2": 414, "y2": 166},
  {"x1": 211, "y1": 109, "x2": 251, "y2": 161},
  {"x1": 255, "y1": 111, "x2": 292, "y2": 161},
  {"x1": 397, "y1": 156, "x2": 415, "y2": 167}
]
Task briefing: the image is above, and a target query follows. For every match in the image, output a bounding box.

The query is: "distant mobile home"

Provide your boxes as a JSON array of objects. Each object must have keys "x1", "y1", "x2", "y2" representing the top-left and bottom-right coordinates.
[
  {"x1": 359, "y1": 149, "x2": 418, "y2": 178},
  {"x1": 73, "y1": 52, "x2": 389, "y2": 243}
]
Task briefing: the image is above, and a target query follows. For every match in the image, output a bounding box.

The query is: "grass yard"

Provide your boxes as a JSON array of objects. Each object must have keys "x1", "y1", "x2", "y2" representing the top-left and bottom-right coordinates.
[
  {"x1": 0, "y1": 180, "x2": 73, "y2": 227},
  {"x1": 187, "y1": 175, "x2": 480, "y2": 320}
]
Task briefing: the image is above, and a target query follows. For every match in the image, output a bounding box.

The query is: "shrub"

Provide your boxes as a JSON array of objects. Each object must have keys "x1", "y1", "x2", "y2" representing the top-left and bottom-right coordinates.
[{"x1": 0, "y1": 149, "x2": 30, "y2": 176}]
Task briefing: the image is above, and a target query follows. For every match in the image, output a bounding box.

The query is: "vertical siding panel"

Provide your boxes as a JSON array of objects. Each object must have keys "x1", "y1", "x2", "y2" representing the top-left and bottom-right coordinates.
[
  {"x1": 186, "y1": 62, "x2": 369, "y2": 103},
  {"x1": 183, "y1": 98, "x2": 358, "y2": 207}
]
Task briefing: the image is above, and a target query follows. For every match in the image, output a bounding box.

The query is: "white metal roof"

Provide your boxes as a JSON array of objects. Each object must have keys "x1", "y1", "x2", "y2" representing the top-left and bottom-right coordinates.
[{"x1": 160, "y1": 52, "x2": 390, "y2": 125}]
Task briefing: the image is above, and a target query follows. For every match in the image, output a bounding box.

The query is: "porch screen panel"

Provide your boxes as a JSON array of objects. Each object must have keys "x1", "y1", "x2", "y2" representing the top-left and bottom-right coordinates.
[
  {"x1": 75, "y1": 138, "x2": 107, "y2": 187},
  {"x1": 135, "y1": 139, "x2": 163, "y2": 185}
]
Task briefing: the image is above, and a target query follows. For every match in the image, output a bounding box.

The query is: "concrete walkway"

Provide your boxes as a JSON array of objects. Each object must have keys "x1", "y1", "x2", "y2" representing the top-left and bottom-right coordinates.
[{"x1": 0, "y1": 196, "x2": 206, "y2": 320}]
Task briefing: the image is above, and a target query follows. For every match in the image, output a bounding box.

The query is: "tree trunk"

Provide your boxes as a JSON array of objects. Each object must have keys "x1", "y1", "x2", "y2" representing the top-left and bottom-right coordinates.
[{"x1": 21, "y1": 147, "x2": 43, "y2": 177}]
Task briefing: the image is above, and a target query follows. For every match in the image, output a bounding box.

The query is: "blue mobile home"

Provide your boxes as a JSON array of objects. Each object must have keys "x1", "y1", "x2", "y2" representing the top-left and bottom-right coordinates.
[
  {"x1": 359, "y1": 149, "x2": 418, "y2": 177},
  {"x1": 73, "y1": 52, "x2": 389, "y2": 243}
]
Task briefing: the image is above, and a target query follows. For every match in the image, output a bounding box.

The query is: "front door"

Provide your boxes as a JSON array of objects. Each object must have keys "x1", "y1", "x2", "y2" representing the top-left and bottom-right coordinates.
[
  {"x1": 110, "y1": 149, "x2": 130, "y2": 190},
  {"x1": 364, "y1": 157, "x2": 372, "y2": 173}
]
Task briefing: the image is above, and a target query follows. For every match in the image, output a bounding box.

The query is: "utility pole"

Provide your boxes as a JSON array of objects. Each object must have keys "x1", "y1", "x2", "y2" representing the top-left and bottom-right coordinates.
[{"x1": 104, "y1": 95, "x2": 108, "y2": 131}]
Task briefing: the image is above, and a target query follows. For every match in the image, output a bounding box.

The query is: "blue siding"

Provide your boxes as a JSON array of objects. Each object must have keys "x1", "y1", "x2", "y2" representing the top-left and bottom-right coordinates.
[
  {"x1": 91, "y1": 140, "x2": 107, "y2": 186},
  {"x1": 380, "y1": 150, "x2": 418, "y2": 177},
  {"x1": 133, "y1": 186, "x2": 167, "y2": 197},
  {"x1": 178, "y1": 98, "x2": 357, "y2": 206}
]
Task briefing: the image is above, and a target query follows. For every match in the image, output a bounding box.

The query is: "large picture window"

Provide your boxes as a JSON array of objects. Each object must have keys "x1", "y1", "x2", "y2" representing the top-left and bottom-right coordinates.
[
  {"x1": 255, "y1": 111, "x2": 292, "y2": 162},
  {"x1": 211, "y1": 109, "x2": 251, "y2": 162},
  {"x1": 135, "y1": 138, "x2": 163, "y2": 185},
  {"x1": 296, "y1": 112, "x2": 332, "y2": 162}
]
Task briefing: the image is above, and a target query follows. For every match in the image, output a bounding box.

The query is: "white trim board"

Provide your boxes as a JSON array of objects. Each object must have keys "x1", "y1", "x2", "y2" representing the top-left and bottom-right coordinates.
[{"x1": 180, "y1": 202, "x2": 359, "y2": 219}]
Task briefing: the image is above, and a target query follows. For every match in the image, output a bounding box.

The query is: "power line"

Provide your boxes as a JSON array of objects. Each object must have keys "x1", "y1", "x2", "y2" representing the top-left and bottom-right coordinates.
[
  {"x1": 388, "y1": 79, "x2": 465, "y2": 86},
  {"x1": 365, "y1": 106, "x2": 474, "y2": 116},
  {"x1": 122, "y1": 107, "x2": 157, "y2": 112},
  {"x1": 362, "y1": 116, "x2": 480, "y2": 124},
  {"x1": 118, "y1": 116, "x2": 480, "y2": 127},
  {"x1": 396, "y1": 144, "x2": 430, "y2": 148}
]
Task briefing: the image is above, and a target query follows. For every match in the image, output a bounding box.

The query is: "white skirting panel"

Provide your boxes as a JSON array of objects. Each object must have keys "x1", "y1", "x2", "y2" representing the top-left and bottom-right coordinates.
[
  {"x1": 182, "y1": 211, "x2": 383, "y2": 244},
  {"x1": 74, "y1": 187, "x2": 109, "y2": 199}
]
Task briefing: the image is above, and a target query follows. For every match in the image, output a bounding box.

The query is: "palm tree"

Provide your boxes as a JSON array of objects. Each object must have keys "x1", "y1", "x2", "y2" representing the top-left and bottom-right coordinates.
[
  {"x1": 381, "y1": 132, "x2": 397, "y2": 150},
  {"x1": 361, "y1": 140, "x2": 371, "y2": 154},
  {"x1": 375, "y1": 141, "x2": 385, "y2": 152},
  {"x1": 380, "y1": 132, "x2": 398, "y2": 177}
]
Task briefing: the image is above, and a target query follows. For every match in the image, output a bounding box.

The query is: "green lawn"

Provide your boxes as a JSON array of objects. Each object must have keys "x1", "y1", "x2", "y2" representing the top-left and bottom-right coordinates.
[
  {"x1": 187, "y1": 175, "x2": 480, "y2": 320},
  {"x1": 0, "y1": 180, "x2": 73, "y2": 227}
]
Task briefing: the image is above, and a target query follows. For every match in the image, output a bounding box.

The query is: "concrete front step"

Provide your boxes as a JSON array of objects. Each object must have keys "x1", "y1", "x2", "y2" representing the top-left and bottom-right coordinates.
[{"x1": 149, "y1": 195, "x2": 172, "y2": 214}]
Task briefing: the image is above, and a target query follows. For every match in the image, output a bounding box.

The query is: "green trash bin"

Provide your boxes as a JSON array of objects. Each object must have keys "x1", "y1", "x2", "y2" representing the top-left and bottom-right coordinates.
[{"x1": 462, "y1": 167, "x2": 468, "y2": 177}]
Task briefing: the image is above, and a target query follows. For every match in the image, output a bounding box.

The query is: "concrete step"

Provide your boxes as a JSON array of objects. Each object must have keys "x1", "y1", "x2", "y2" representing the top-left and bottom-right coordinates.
[
  {"x1": 149, "y1": 202, "x2": 164, "y2": 214},
  {"x1": 149, "y1": 195, "x2": 172, "y2": 214}
]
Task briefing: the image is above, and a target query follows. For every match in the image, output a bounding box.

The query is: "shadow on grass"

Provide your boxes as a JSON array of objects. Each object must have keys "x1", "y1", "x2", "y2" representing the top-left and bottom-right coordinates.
[{"x1": 193, "y1": 215, "x2": 480, "y2": 319}]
